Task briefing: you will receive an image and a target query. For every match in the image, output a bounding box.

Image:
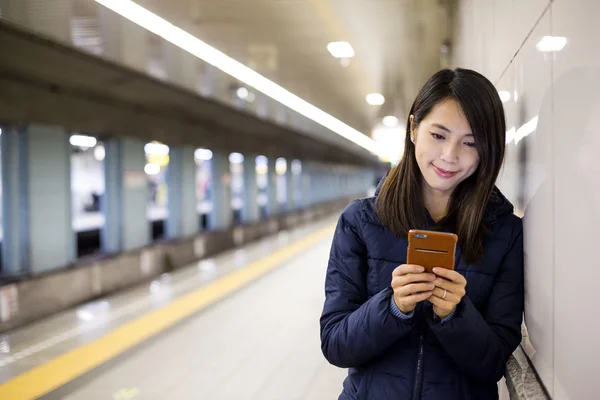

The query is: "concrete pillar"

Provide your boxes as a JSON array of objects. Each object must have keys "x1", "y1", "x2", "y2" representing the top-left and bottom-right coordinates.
[
  {"x1": 209, "y1": 152, "x2": 232, "y2": 230},
  {"x1": 166, "y1": 146, "x2": 197, "y2": 239},
  {"x1": 102, "y1": 138, "x2": 122, "y2": 254},
  {"x1": 321, "y1": 173, "x2": 327, "y2": 202},
  {"x1": 267, "y1": 157, "x2": 278, "y2": 216},
  {"x1": 334, "y1": 173, "x2": 340, "y2": 200},
  {"x1": 1, "y1": 127, "x2": 27, "y2": 276},
  {"x1": 315, "y1": 168, "x2": 323, "y2": 204},
  {"x1": 1, "y1": 125, "x2": 74, "y2": 275},
  {"x1": 332, "y1": 172, "x2": 337, "y2": 199},
  {"x1": 302, "y1": 168, "x2": 311, "y2": 207},
  {"x1": 242, "y1": 155, "x2": 259, "y2": 223},
  {"x1": 293, "y1": 161, "x2": 303, "y2": 208},
  {"x1": 313, "y1": 172, "x2": 320, "y2": 204},
  {"x1": 103, "y1": 137, "x2": 149, "y2": 253},
  {"x1": 326, "y1": 173, "x2": 332, "y2": 201},
  {"x1": 99, "y1": 5, "x2": 148, "y2": 72},
  {"x1": 285, "y1": 162, "x2": 295, "y2": 211},
  {"x1": 307, "y1": 165, "x2": 317, "y2": 206},
  {"x1": 347, "y1": 173, "x2": 351, "y2": 197}
]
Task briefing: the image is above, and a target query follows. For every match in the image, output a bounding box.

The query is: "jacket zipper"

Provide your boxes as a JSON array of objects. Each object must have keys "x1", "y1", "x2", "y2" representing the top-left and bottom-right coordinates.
[{"x1": 412, "y1": 332, "x2": 425, "y2": 400}]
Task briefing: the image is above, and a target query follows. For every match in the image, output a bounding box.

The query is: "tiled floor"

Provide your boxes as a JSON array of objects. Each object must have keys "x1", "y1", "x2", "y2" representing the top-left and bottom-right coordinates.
[
  {"x1": 1, "y1": 216, "x2": 347, "y2": 399},
  {"x1": 59, "y1": 226, "x2": 346, "y2": 400}
]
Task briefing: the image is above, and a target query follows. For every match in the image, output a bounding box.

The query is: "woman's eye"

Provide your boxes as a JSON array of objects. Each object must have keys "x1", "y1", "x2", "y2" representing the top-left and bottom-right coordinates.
[
  {"x1": 464, "y1": 142, "x2": 476, "y2": 148},
  {"x1": 431, "y1": 133, "x2": 445, "y2": 140}
]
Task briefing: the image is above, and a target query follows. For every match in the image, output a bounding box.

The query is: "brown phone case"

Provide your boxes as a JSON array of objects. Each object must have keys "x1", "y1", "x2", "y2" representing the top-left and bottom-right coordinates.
[{"x1": 406, "y1": 229, "x2": 458, "y2": 273}]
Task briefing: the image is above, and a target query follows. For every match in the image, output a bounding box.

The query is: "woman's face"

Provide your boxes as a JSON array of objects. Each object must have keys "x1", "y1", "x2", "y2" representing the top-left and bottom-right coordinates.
[{"x1": 412, "y1": 99, "x2": 481, "y2": 196}]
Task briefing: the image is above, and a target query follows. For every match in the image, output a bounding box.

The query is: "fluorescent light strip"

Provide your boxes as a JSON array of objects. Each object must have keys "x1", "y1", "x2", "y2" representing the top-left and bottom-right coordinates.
[
  {"x1": 536, "y1": 36, "x2": 567, "y2": 53},
  {"x1": 95, "y1": 0, "x2": 381, "y2": 156},
  {"x1": 70, "y1": 134, "x2": 97, "y2": 147},
  {"x1": 515, "y1": 116, "x2": 538, "y2": 144},
  {"x1": 327, "y1": 41, "x2": 355, "y2": 58},
  {"x1": 505, "y1": 126, "x2": 515, "y2": 144}
]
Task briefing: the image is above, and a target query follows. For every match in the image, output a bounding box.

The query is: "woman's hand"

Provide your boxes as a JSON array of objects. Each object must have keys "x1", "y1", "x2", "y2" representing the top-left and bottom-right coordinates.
[
  {"x1": 429, "y1": 267, "x2": 467, "y2": 319},
  {"x1": 391, "y1": 264, "x2": 436, "y2": 314}
]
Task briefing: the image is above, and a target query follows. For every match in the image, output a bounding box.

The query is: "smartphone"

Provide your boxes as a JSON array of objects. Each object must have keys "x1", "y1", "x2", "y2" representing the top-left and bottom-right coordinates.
[{"x1": 406, "y1": 229, "x2": 458, "y2": 273}]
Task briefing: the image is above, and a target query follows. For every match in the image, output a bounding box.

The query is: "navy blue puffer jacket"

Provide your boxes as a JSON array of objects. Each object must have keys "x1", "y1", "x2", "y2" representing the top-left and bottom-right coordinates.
[{"x1": 320, "y1": 184, "x2": 524, "y2": 400}]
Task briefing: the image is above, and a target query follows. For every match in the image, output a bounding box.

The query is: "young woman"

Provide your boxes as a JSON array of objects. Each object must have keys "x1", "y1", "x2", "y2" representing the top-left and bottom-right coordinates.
[{"x1": 320, "y1": 68, "x2": 524, "y2": 400}]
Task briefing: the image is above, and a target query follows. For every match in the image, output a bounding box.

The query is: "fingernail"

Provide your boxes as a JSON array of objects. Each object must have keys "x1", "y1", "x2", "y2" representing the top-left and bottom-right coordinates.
[
  {"x1": 428, "y1": 284, "x2": 435, "y2": 290},
  {"x1": 416, "y1": 266, "x2": 424, "y2": 272},
  {"x1": 433, "y1": 268, "x2": 439, "y2": 274}
]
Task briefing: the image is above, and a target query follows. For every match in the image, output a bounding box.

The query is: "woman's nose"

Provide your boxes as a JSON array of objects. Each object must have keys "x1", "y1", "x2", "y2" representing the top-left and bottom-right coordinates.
[{"x1": 440, "y1": 143, "x2": 459, "y2": 163}]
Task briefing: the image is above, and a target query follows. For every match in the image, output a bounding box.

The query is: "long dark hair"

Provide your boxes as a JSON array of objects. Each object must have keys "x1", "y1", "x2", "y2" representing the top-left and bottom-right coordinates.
[{"x1": 376, "y1": 68, "x2": 506, "y2": 264}]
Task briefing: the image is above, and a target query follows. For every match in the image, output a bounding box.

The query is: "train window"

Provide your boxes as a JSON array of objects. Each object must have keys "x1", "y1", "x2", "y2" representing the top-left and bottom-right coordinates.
[
  {"x1": 70, "y1": 134, "x2": 104, "y2": 258},
  {"x1": 144, "y1": 142, "x2": 169, "y2": 241},
  {"x1": 195, "y1": 148, "x2": 212, "y2": 230}
]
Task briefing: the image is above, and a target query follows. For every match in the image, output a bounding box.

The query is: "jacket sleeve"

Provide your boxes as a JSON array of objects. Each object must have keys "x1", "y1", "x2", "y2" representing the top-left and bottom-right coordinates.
[
  {"x1": 429, "y1": 220, "x2": 525, "y2": 383},
  {"x1": 320, "y1": 201, "x2": 418, "y2": 368}
]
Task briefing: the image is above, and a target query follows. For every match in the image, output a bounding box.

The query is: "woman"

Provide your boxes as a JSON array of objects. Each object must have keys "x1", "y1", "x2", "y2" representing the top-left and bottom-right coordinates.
[{"x1": 320, "y1": 68, "x2": 524, "y2": 399}]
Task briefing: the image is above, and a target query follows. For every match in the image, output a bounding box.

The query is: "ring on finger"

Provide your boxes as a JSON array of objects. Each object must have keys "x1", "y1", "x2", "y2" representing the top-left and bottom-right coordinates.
[{"x1": 442, "y1": 289, "x2": 447, "y2": 299}]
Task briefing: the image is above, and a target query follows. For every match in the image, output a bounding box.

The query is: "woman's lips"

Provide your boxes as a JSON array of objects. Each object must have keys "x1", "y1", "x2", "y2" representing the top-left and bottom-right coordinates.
[{"x1": 433, "y1": 165, "x2": 458, "y2": 178}]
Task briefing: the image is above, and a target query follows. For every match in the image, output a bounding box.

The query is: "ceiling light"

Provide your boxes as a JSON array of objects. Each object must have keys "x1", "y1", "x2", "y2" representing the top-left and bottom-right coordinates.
[
  {"x1": 327, "y1": 41, "x2": 355, "y2": 58},
  {"x1": 144, "y1": 142, "x2": 169, "y2": 155},
  {"x1": 236, "y1": 87, "x2": 249, "y2": 100},
  {"x1": 276, "y1": 158, "x2": 287, "y2": 175},
  {"x1": 255, "y1": 155, "x2": 268, "y2": 166},
  {"x1": 70, "y1": 134, "x2": 97, "y2": 148},
  {"x1": 498, "y1": 91, "x2": 511, "y2": 103},
  {"x1": 372, "y1": 125, "x2": 405, "y2": 164},
  {"x1": 194, "y1": 148, "x2": 213, "y2": 161},
  {"x1": 291, "y1": 160, "x2": 302, "y2": 175},
  {"x1": 94, "y1": 0, "x2": 380, "y2": 156},
  {"x1": 382, "y1": 116, "x2": 399, "y2": 127},
  {"x1": 76, "y1": 310, "x2": 95, "y2": 322},
  {"x1": 536, "y1": 36, "x2": 567, "y2": 53},
  {"x1": 366, "y1": 93, "x2": 385, "y2": 106},
  {"x1": 145, "y1": 163, "x2": 160, "y2": 175},
  {"x1": 229, "y1": 152, "x2": 244, "y2": 164},
  {"x1": 94, "y1": 145, "x2": 106, "y2": 161}
]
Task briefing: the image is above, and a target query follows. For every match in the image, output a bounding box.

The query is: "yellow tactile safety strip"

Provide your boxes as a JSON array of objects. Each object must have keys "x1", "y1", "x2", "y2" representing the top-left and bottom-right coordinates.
[{"x1": 0, "y1": 224, "x2": 335, "y2": 400}]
